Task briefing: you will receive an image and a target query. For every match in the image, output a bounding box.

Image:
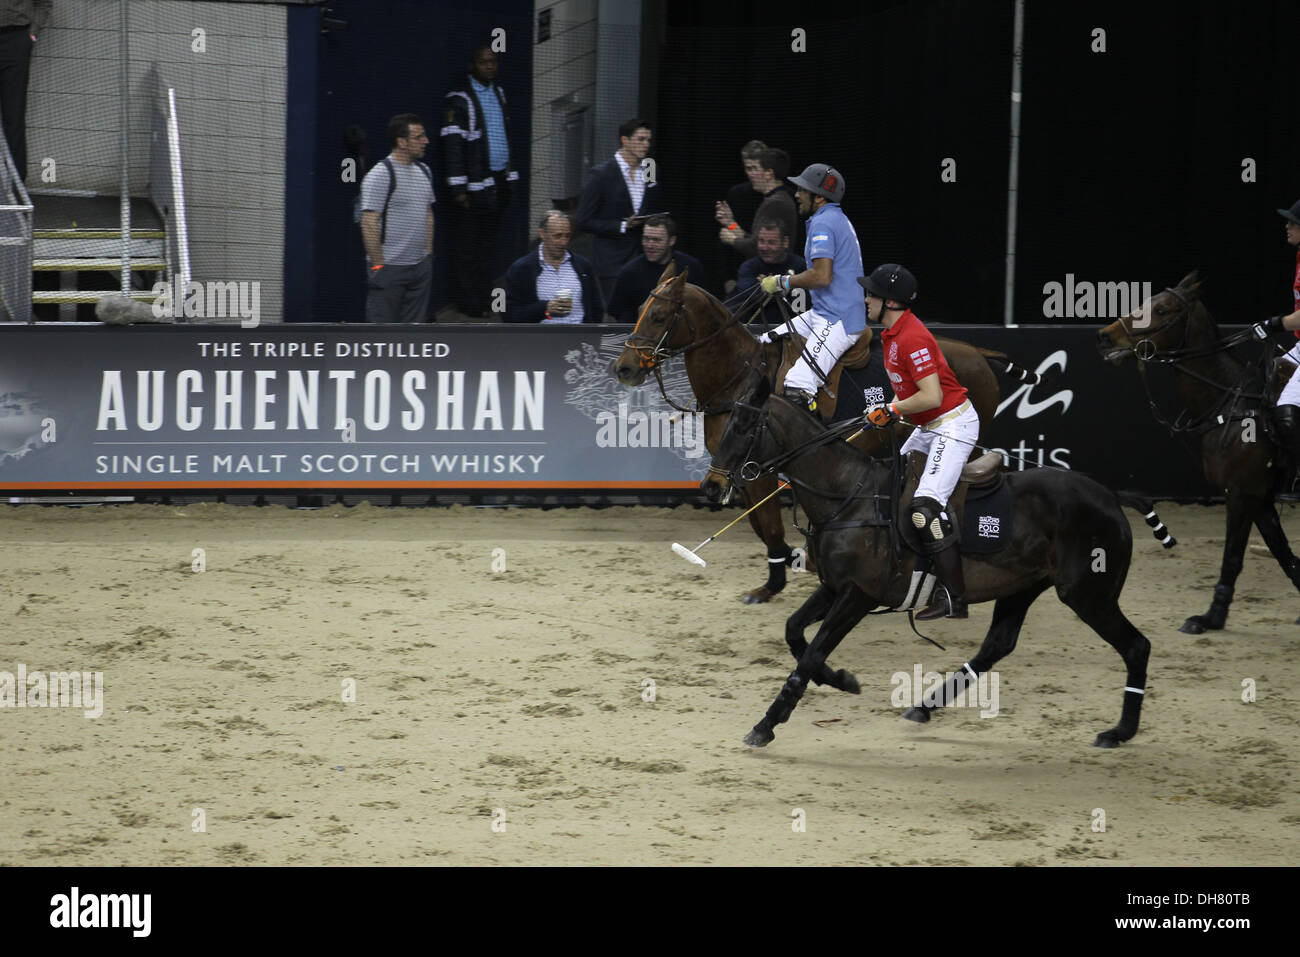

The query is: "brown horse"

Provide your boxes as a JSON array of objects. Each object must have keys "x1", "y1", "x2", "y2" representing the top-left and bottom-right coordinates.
[
  {"x1": 613, "y1": 263, "x2": 1041, "y2": 602},
  {"x1": 1097, "y1": 271, "x2": 1300, "y2": 632}
]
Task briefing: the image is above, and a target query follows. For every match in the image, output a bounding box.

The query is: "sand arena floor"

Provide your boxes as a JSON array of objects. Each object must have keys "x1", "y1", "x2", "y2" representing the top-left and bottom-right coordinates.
[{"x1": 0, "y1": 500, "x2": 1296, "y2": 865}]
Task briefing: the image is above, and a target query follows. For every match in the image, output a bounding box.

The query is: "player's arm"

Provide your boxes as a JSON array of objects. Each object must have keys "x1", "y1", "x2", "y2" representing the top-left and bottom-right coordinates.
[
  {"x1": 762, "y1": 257, "x2": 831, "y2": 293},
  {"x1": 894, "y1": 373, "x2": 942, "y2": 416}
]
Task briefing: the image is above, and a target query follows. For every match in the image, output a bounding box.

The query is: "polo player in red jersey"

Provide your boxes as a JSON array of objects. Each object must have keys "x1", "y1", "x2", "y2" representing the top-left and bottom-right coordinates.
[{"x1": 859, "y1": 264, "x2": 982, "y2": 620}]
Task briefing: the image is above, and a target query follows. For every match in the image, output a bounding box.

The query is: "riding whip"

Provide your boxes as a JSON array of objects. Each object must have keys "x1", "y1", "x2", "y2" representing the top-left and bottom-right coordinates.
[{"x1": 672, "y1": 482, "x2": 790, "y2": 567}]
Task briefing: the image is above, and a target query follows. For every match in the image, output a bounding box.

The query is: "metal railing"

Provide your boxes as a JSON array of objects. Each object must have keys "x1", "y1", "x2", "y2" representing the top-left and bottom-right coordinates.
[{"x1": 0, "y1": 129, "x2": 33, "y2": 323}]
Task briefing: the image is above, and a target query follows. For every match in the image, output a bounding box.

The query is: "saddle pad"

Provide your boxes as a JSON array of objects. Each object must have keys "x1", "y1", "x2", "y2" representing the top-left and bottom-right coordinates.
[
  {"x1": 960, "y1": 475, "x2": 1012, "y2": 554},
  {"x1": 829, "y1": 337, "x2": 890, "y2": 424}
]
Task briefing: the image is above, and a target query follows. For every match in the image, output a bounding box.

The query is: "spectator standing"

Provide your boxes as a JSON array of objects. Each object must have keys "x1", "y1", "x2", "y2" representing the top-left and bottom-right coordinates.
[
  {"x1": 576, "y1": 118, "x2": 666, "y2": 304},
  {"x1": 714, "y1": 140, "x2": 768, "y2": 241},
  {"x1": 0, "y1": 0, "x2": 51, "y2": 181},
  {"x1": 736, "y1": 218, "x2": 805, "y2": 325},
  {"x1": 359, "y1": 114, "x2": 434, "y2": 323},
  {"x1": 440, "y1": 44, "x2": 519, "y2": 318},
  {"x1": 723, "y1": 148, "x2": 797, "y2": 262},
  {"x1": 606, "y1": 215, "x2": 705, "y2": 324},
  {"x1": 504, "y1": 210, "x2": 603, "y2": 324}
]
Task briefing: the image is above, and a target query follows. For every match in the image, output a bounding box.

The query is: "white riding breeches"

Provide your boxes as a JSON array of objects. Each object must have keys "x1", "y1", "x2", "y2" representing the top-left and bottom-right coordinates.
[
  {"x1": 773, "y1": 309, "x2": 862, "y2": 394},
  {"x1": 900, "y1": 401, "x2": 981, "y2": 507},
  {"x1": 1278, "y1": 342, "x2": 1300, "y2": 408}
]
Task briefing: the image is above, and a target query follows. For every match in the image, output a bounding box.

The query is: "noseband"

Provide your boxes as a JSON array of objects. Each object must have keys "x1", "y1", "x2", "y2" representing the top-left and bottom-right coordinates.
[
  {"x1": 1119, "y1": 286, "x2": 1193, "y2": 361},
  {"x1": 623, "y1": 280, "x2": 689, "y2": 372}
]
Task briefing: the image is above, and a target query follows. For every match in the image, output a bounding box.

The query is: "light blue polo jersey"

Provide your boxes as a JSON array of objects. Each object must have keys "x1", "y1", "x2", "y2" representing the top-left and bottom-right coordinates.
[
  {"x1": 470, "y1": 77, "x2": 510, "y2": 171},
  {"x1": 804, "y1": 203, "x2": 866, "y2": 333}
]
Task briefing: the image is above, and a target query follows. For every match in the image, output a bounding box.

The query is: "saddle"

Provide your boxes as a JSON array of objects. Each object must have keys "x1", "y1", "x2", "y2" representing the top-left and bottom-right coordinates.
[
  {"x1": 897, "y1": 450, "x2": 1010, "y2": 557},
  {"x1": 775, "y1": 326, "x2": 875, "y2": 422}
]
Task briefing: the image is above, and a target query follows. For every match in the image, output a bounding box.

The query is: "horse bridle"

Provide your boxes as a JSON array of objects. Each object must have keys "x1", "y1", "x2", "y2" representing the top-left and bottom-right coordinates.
[
  {"x1": 623, "y1": 279, "x2": 690, "y2": 371},
  {"x1": 1118, "y1": 285, "x2": 1269, "y2": 435}
]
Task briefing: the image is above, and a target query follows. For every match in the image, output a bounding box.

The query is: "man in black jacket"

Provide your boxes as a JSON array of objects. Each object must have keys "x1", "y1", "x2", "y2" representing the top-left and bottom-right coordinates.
[
  {"x1": 504, "y1": 211, "x2": 604, "y2": 324},
  {"x1": 606, "y1": 215, "x2": 705, "y2": 324},
  {"x1": 576, "y1": 118, "x2": 667, "y2": 304},
  {"x1": 440, "y1": 44, "x2": 520, "y2": 318}
]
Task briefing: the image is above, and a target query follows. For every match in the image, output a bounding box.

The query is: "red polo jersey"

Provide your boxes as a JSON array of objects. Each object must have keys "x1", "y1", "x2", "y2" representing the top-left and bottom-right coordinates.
[
  {"x1": 1293, "y1": 249, "x2": 1299, "y2": 339},
  {"x1": 880, "y1": 310, "x2": 967, "y2": 425}
]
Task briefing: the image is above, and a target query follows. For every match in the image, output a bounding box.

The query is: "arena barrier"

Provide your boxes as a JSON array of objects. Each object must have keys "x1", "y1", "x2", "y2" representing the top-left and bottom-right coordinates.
[{"x1": 0, "y1": 322, "x2": 1241, "y2": 499}]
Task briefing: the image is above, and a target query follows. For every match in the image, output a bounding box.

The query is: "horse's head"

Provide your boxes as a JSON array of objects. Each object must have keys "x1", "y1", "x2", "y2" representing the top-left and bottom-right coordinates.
[
  {"x1": 1097, "y1": 272, "x2": 1204, "y2": 364},
  {"x1": 614, "y1": 262, "x2": 693, "y2": 386},
  {"x1": 699, "y1": 376, "x2": 773, "y2": 503}
]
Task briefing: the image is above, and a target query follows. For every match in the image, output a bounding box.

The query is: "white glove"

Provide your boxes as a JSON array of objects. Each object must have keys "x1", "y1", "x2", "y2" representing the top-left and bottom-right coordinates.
[{"x1": 757, "y1": 333, "x2": 772, "y2": 344}]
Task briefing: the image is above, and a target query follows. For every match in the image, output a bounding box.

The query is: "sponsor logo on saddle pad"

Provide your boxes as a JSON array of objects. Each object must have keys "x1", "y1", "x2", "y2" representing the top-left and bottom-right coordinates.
[
  {"x1": 863, "y1": 385, "x2": 886, "y2": 406},
  {"x1": 978, "y1": 515, "x2": 1000, "y2": 539}
]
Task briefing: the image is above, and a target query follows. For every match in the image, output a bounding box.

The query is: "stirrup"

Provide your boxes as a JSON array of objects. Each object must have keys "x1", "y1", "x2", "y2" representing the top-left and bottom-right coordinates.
[
  {"x1": 782, "y1": 387, "x2": 818, "y2": 414},
  {"x1": 916, "y1": 585, "x2": 967, "y2": 621}
]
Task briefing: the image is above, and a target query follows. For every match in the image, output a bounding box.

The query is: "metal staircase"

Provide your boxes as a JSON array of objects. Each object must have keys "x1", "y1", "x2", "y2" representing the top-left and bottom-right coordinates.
[{"x1": 31, "y1": 192, "x2": 167, "y2": 320}]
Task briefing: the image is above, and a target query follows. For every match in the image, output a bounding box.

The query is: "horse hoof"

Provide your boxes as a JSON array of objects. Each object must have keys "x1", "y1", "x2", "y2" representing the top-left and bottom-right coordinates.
[
  {"x1": 741, "y1": 587, "x2": 774, "y2": 605},
  {"x1": 744, "y1": 726, "x2": 775, "y2": 747},
  {"x1": 1093, "y1": 731, "x2": 1123, "y2": 748},
  {"x1": 902, "y1": 706, "x2": 930, "y2": 723},
  {"x1": 836, "y1": 669, "x2": 861, "y2": 695},
  {"x1": 1179, "y1": 617, "x2": 1205, "y2": 635}
]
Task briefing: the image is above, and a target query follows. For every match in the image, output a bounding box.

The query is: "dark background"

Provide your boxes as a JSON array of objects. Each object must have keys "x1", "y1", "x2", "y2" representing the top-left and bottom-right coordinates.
[{"x1": 291, "y1": 0, "x2": 1300, "y2": 326}]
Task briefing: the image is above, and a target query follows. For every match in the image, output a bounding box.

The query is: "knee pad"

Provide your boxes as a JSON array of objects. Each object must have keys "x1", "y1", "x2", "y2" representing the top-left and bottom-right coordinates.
[{"x1": 909, "y1": 496, "x2": 957, "y2": 553}]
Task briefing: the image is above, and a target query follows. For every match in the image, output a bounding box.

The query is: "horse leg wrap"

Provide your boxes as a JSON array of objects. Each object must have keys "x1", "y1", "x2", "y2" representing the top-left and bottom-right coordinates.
[
  {"x1": 764, "y1": 544, "x2": 793, "y2": 593},
  {"x1": 1120, "y1": 686, "x2": 1145, "y2": 733},
  {"x1": 921, "y1": 662, "x2": 978, "y2": 710},
  {"x1": 764, "y1": 670, "x2": 807, "y2": 727},
  {"x1": 1209, "y1": 582, "x2": 1234, "y2": 617}
]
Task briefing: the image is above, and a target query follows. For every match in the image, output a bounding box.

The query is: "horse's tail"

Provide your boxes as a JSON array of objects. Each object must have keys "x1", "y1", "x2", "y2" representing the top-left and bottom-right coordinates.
[
  {"x1": 976, "y1": 347, "x2": 1053, "y2": 386},
  {"x1": 1116, "y1": 492, "x2": 1177, "y2": 549}
]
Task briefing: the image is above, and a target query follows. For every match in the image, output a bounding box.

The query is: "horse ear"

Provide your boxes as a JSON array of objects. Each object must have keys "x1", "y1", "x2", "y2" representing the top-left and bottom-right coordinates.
[
  {"x1": 752, "y1": 374, "x2": 772, "y2": 406},
  {"x1": 676, "y1": 266, "x2": 690, "y2": 285},
  {"x1": 1179, "y1": 270, "x2": 1203, "y2": 297},
  {"x1": 658, "y1": 260, "x2": 678, "y2": 283}
]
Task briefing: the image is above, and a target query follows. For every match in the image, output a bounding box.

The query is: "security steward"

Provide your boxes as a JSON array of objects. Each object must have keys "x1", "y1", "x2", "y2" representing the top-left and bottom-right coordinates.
[
  {"x1": 755, "y1": 163, "x2": 866, "y2": 413},
  {"x1": 860, "y1": 264, "x2": 981, "y2": 620}
]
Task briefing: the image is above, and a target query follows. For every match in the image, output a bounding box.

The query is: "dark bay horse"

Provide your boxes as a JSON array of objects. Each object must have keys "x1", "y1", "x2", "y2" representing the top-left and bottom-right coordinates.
[
  {"x1": 704, "y1": 379, "x2": 1155, "y2": 749},
  {"x1": 613, "y1": 263, "x2": 1042, "y2": 604},
  {"x1": 1097, "y1": 272, "x2": 1300, "y2": 633}
]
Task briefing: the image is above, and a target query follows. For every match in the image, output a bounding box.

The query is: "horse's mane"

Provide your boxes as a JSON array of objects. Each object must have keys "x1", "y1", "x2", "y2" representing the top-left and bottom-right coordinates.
[{"x1": 766, "y1": 394, "x2": 880, "y2": 471}]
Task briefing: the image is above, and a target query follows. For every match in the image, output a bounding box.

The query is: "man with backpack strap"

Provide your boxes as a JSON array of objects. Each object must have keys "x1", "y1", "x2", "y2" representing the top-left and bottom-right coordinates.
[{"x1": 359, "y1": 113, "x2": 435, "y2": 323}]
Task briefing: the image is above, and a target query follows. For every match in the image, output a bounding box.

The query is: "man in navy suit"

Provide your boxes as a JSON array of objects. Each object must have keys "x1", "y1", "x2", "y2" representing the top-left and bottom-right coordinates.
[{"x1": 576, "y1": 118, "x2": 667, "y2": 304}]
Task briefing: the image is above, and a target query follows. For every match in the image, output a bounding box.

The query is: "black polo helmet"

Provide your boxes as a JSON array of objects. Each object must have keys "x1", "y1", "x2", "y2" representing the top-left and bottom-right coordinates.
[
  {"x1": 1279, "y1": 199, "x2": 1300, "y2": 227},
  {"x1": 858, "y1": 264, "x2": 918, "y2": 306},
  {"x1": 788, "y1": 163, "x2": 845, "y2": 203}
]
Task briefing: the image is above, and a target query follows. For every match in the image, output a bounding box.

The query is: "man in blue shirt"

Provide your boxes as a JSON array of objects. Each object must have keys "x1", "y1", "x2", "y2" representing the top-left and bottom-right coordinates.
[
  {"x1": 441, "y1": 44, "x2": 520, "y2": 318},
  {"x1": 758, "y1": 164, "x2": 865, "y2": 413}
]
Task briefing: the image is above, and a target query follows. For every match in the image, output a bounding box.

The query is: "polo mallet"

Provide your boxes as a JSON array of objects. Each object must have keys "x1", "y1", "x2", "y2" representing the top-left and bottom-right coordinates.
[{"x1": 672, "y1": 481, "x2": 790, "y2": 567}]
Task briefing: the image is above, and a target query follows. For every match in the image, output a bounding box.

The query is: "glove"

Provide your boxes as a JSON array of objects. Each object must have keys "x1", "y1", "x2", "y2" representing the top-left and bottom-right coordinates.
[
  {"x1": 756, "y1": 332, "x2": 771, "y2": 344},
  {"x1": 760, "y1": 274, "x2": 788, "y2": 295},
  {"x1": 1253, "y1": 315, "x2": 1287, "y2": 339},
  {"x1": 866, "y1": 403, "x2": 899, "y2": 428}
]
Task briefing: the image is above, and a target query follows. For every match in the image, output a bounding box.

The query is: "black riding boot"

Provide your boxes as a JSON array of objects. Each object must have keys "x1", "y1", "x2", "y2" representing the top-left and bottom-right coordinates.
[
  {"x1": 1274, "y1": 405, "x2": 1300, "y2": 493},
  {"x1": 781, "y1": 387, "x2": 819, "y2": 417},
  {"x1": 916, "y1": 546, "x2": 968, "y2": 620}
]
